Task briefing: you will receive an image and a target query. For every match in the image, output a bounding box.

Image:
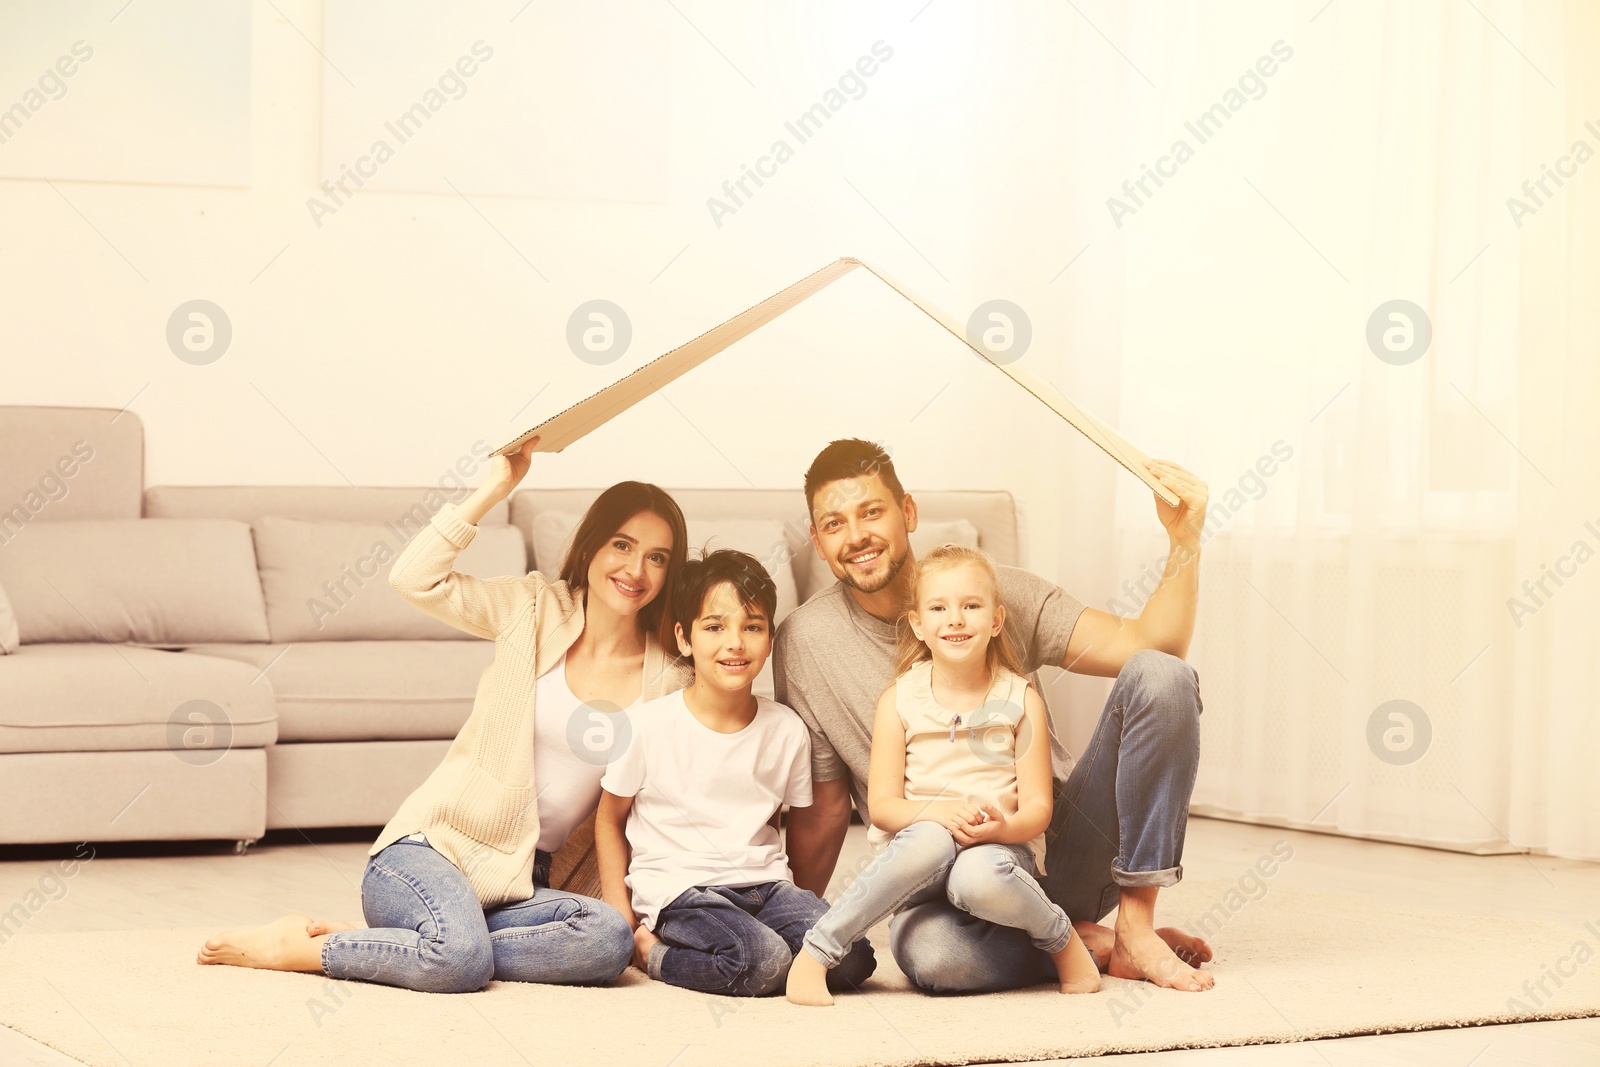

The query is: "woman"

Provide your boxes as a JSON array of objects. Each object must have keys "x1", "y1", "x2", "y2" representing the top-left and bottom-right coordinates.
[{"x1": 198, "y1": 436, "x2": 694, "y2": 992}]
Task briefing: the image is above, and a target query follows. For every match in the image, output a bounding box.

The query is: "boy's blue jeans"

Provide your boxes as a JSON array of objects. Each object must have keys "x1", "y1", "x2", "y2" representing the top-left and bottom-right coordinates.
[
  {"x1": 888, "y1": 649, "x2": 1203, "y2": 993},
  {"x1": 648, "y1": 880, "x2": 877, "y2": 997},
  {"x1": 321, "y1": 836, "x2": 633, "y2": 992}
]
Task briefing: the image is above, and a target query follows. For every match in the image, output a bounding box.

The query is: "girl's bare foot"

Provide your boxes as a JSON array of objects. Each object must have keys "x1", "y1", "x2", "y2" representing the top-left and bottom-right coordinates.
[
  {"x1": 784, "y1": 949, "x2": 834, "y2": 1006},
  {"x1": 196, "y1": 913, "x2": 326, "y2": 973},
  {"x1": 1108, "y1": 925, "x2": 1215, "y2": 991},
  {"x1": 1052, "y1": 928, "x2": 1102, "y2": 994},
  {"x1": 305, "y1": 918, "x2": 358, "y2": 937}
]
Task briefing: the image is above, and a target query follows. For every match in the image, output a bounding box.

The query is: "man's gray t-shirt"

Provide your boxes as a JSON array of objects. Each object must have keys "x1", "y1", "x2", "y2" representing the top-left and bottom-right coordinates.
[{"x1": 772, "y1": 566, "x2": 1086, "y2": 825}]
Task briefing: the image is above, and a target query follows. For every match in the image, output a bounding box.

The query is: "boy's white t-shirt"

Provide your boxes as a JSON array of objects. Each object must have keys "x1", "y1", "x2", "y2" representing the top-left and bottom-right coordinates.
[{"x1": 601, "y1": 689, "x2": 813, "y2": 930}]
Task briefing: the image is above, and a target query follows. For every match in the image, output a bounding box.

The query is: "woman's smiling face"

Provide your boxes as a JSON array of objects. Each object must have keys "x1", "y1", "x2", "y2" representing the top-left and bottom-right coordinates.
[{"x1": 584, "y1": 510, "x2": 674, "y2": 617}]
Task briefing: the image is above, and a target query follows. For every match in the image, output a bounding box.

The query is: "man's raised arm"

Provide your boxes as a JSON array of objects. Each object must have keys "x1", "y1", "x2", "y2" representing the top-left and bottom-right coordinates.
[{"x1": 1061, "y1": 459, "x2": 1208, "y2": 677}]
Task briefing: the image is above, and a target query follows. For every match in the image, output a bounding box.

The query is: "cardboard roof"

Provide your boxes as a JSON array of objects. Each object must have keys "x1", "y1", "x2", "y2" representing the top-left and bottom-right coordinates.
[{"x1": 494, "y1": 257, "x2": 1179, "y2": 507}]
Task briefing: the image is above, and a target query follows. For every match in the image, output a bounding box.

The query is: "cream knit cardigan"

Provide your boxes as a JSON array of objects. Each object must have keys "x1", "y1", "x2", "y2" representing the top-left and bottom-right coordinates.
[{"x1": 374, "y1": 501, "x2": 692, "y2": 908}]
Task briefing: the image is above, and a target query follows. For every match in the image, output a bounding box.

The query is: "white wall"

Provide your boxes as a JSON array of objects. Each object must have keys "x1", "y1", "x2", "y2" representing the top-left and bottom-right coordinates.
[
  {"x1": 6, "y1": 1, "x2": 1236, "y2": 750},
  {"x1": 1, "y1": 1, "x2": 1157, "y2": 603}
]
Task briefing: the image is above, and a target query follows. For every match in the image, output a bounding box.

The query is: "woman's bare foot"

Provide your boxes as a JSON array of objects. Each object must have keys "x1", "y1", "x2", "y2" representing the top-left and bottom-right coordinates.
[
  {"x1": 196, "y1": 913, "x2": 326, "y2": 973},
  {"x1": 1156, "y1": 926, "x2": 1212, "y2": 966},
  {"x1": 1108, "y1": 925, "x2": 1214, "y2": 991},
  {"x1": 785, "y1": 949, "x2": 834, "y2": 1006},
  {"x1": 1052, "y1": 928, "x2": 1102, "y2": 994},
  {"x1": 305, "y1": 918, "x2": 358, "y2": 937}
]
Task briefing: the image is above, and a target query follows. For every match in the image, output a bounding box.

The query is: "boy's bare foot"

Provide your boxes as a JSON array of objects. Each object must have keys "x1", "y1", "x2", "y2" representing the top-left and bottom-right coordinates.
[
  {"x1": 632, "y1": 923, "x2": 662, "y2": 974},
  {"x1": 1108, "y1": 925, "x2": 1214, "y2": 991},
  {"x1": 1052, "y1": 928, "x2": 1102, "y2": 994},
  {"x1": 784, "y1": 949, "x2": 835, "y2": 1006},
  {"x1": 1156, "y1": 926, "x2": 1212, "y2": 965},
  {"x1": 305, "y1": 918, "x2": 358, "y2": 937},
  {"x1": 196, "y1": 913, "x2": 326, "y2": 972}
]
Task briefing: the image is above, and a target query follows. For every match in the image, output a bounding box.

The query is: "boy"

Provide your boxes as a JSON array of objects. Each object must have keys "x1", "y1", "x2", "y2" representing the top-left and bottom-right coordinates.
[{"x1": 596, "y1": 549, "x2": 876, "y2": 997}]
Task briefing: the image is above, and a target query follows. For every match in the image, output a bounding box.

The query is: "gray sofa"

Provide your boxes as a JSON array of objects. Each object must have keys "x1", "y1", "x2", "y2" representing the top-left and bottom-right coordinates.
[{"x1": 0, "y1": 405, "x2": 1023, "y2": 848}]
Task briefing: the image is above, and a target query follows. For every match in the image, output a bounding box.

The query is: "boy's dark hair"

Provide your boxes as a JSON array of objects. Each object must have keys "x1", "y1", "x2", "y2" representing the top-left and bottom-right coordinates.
[
  {"x1": 672, "y1": 547, "x2": 778, "y2": 638},
  {"x1": 803, "y1": 438, "x2": 905, "y2": 522}
]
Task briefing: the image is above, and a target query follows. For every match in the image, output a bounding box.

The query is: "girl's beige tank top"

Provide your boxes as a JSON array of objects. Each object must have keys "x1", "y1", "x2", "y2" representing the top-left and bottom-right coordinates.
[{"x1": 868, "y1": 658, "x2": 1047, "y2": 872}]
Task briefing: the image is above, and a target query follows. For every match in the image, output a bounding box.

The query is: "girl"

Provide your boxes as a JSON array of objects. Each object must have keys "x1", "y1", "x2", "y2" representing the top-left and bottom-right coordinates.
[
  {"x1": 198, "y1": 435, "x2": 695, "y2": 992},
  {"x1": 786, "y1": 544, "x2": 1101, "y2": 1005}
]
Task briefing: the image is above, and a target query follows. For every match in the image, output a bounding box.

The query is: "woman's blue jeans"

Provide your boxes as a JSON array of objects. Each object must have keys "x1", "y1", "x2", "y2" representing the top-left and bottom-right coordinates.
[{"x1": 321, "y1": 836, "x2": 633, "y2": 993}]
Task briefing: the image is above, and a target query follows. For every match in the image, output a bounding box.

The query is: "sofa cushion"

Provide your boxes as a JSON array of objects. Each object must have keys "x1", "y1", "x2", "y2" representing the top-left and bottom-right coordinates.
[
  {"x1": 183, "y1": 641, "x2": 496, "y2": 742},
  {"x1": 252, "y1": 517, "x2": 527, "y2": 642},
  {"x1": 799, "y1": 517, "x2": 982, "y2": 601},
  {"x1": 0, "y1": 579, "x2": 17, "y2": 654},
  {"x1": 529, "y1": 511, "x2": 800, "y2": 624},
  {"x1": 0, "y1": 643, "x2": 276, "y2": 754},
  {"x1": 0, "y1": 406, "x2": 144, "y2": 527},
  {"x1": 0, "y1": 519, "x2": 270, "y2": 645}
]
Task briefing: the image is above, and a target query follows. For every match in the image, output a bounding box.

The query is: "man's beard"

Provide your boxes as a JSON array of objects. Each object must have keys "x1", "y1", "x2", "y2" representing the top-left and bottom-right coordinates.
[{"x1": 838, "y1": 540, "x2": 907, "y2": 595}]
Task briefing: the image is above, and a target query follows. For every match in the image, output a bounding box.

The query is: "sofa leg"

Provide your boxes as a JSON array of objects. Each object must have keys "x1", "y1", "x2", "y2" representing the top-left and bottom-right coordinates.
[{"x1": 233, "y1": 838, "x2": 257, "y2": 855}]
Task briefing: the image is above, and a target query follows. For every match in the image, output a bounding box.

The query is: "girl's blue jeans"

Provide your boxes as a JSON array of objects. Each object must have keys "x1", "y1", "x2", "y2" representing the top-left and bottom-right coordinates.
[{"x1": 802, "y1": 821, "x2": 1072, "y2": 969}]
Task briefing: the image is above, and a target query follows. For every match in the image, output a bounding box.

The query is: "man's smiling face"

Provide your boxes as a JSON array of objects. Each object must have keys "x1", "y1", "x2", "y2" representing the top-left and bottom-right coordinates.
[{"x1": 808, "y1": 471, "x2": 916, "y2": 595}]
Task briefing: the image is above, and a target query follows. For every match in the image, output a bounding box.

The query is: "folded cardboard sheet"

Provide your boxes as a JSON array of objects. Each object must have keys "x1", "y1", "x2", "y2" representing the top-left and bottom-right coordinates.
[{"x1": 495, "y1": 257, "x2": 1178, "y2": 506}]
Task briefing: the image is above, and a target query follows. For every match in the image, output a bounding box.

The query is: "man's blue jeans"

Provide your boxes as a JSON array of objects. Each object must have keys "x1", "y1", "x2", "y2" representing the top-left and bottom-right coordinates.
[
  {"x1": 888, "y1": 648, "x2": 1203, "y2": 993},
  {"x1": 648, "y1": 880, "x2": 877, "y2": 997}
]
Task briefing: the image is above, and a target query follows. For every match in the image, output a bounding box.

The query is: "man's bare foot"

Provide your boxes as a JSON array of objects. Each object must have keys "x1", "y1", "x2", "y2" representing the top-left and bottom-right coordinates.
[
  {"x1": 1108, "y1": 925, "x2": 1215, "y2": 991},
  {"x1": 1070, "y1": 922, "x2": 1211, "y2": 972},
  {"x1": 1072, "y1": 921, "x2": 1114, "y2": 971},
  {"x1": 785, "y1": 949, "x2": 835, "y2": 1006},
  {"x1": 1052, "y1": 928, "x2": 1102, "y2": 994},
  {"x1": 197, "y1": 913, "x2": 326, "y2": 973},
  {"x1": 305, "y1": 918, "x2": 358, "y2": 937},
  {"x1": 1073, "y1": 922, "x2": 1210, "y2": 970},
  {"x1": 1156, "y1": 926, "x2": 1212, "y2": 966}
]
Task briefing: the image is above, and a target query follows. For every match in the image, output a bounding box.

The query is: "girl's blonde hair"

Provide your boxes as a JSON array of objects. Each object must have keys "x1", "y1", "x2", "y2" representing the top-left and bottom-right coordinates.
[{"x1": 894, "y1": 544, "x2": 1028, "y2": 679}]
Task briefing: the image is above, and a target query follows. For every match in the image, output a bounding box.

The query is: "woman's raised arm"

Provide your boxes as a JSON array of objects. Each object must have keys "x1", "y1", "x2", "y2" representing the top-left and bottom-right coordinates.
[
  {"x1": 388, "y1": 436, "x2": 543, "y2": 640},
  {"x1": 456, "y1": 436, "x2": 537, "y2": 525}
]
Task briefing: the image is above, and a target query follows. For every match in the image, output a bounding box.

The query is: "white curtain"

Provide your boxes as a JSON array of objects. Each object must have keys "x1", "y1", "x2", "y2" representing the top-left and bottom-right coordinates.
[{"x1": 1106, "y1": 1, "x2": 1600, "y2": 860}]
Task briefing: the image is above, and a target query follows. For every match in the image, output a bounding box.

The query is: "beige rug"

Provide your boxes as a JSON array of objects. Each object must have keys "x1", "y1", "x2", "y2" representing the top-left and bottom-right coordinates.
[{"x1": 2, "y1": 880, "x2": 1597, "y2": 1066}]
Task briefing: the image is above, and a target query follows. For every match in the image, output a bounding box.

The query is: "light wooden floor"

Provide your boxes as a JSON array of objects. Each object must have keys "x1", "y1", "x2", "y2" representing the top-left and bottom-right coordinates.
[{"x1": 1, "y1": 816, "x2": 1596, "y2": 1065}]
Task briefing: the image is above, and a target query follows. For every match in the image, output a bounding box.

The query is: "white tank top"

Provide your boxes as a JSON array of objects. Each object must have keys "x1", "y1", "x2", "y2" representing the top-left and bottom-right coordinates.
[{"x1": 868, "y1": 659, "x2": 1046, "y2": 872}]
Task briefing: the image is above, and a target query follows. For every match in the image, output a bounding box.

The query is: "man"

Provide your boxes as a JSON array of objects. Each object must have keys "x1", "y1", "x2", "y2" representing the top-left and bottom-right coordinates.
[{"x1": 774, "y1": 438, "x2": 1214, "y2": 993}]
